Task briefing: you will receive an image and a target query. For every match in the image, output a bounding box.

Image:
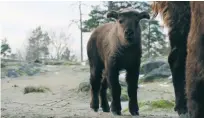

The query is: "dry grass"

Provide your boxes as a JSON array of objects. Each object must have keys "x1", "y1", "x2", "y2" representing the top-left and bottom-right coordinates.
[{"x1": 24, "y1": 85, "x2": 51, "y2": 94}]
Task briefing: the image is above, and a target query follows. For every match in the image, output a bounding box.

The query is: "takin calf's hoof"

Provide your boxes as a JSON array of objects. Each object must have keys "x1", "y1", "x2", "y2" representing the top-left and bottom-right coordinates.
[
  {"x1": 129, "y1": 104, "x2": 139, "y2": 116},
  {"x1": 102, "y1": 106, "x2": 110, "y2": 112},
  {"x1": 101, "y1": 101, "x2": 110, "y2": 112},
  {"x1": 90, "y1": 107, "x2": 99, "y2": 112},
  {"x1": 111, "y1": 110, "x2": 121, "y2": 116},
  {"x1": 130, "y1": 111, "x2": 139, "y2": 116},
  {"x1": 90, "y1": 99, "x2": 99, "y2": 112},
  {"x1": 129, "y1": 108, "x2": 139, "y2": 116}
]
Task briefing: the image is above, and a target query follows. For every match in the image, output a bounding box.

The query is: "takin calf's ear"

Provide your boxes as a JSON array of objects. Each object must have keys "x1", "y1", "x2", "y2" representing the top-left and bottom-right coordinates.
[
  {"x1": 107, "y1": 10, "x2": 118, "y2": 19},
  {"x1": 139, "y1": 12, "x2": 150, "y2": 20}
]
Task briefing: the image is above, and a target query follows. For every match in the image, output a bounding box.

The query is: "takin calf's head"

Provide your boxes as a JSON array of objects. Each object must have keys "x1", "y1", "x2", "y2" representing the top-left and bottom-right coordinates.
[{"x1": 107, "y1": 9, "x2": 150, "y2": 41}]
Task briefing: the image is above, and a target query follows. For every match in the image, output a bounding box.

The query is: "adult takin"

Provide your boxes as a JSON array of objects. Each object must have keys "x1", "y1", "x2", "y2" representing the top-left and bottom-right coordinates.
[
  {"x1": 186, "y1": 2, "x2": 204, "y2": 118},
  {"x1": 86, "y1": 8, "x2": 150, "y2": 116},
  {"x1": 151, "y1": 1, "x2": 191, "y2": 116}
]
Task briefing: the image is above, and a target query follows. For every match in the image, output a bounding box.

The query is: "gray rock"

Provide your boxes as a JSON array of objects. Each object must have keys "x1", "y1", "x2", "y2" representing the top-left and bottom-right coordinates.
[
  {"x1": 78, "y1": 82, "x2": 90, "y2": 92},
  {"x1": 7, "y1": 69, "x2": 19, "y2": 78},
  {"x1": 18, "y1": 63, "x2": 41, "y2": 76},
  {"x1": 140, "y1": 60, "x2": 167, "y2": 75},
  {"x1": 119, "y1": 80, "x2": 127, "y2": 87},
  {"x1": 142, "y1": 63, "x2": 171, "y2": 82}
]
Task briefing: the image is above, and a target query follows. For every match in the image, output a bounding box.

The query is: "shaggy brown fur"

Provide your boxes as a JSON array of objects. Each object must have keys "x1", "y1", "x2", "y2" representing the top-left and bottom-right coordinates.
[
  {"x1": 87, "y1": 9, "x2": 150, "y2": 116},
  {"x1": 151, "y1": 1, "x2": 191, "y2": 115},
  {"x1": 186, "y1": 2, "x2": 204, "y2": 118}
]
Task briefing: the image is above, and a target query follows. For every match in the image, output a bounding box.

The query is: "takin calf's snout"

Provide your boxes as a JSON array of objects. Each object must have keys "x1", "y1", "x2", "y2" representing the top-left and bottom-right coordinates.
[{"x1": 124, "y1": 28, "x2": 134, "y2": 40}]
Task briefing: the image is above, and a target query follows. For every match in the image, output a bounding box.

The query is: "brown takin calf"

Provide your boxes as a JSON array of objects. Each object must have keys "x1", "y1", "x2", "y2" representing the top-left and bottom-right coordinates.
[
  {"x1": 186, "y1": 2, "x2": 204, "y2": 118},
  {"x1": 86, "y1": 9, "x2": 150, "y2": 116}
]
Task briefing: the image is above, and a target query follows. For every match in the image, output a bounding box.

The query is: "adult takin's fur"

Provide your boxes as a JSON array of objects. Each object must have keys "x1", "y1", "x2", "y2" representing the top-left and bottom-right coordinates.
[
  {"x1": 151, "y1": 1, "x2": 191, "y2": 116},
  {"x1": 186, "y1": 2, "x2": 204, "y2": 118},
  {"x1": 152, "y1": 1, "x2": 204, "y2": 118},
  {"x1": 87, "y1": 8, "x2": 150, "y2": 116}
]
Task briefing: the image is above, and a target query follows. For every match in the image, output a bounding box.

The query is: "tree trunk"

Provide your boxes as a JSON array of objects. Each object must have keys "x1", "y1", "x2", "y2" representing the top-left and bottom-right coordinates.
[{"x1": 79, "y1": 1, "x2": 83, "y2": 62}]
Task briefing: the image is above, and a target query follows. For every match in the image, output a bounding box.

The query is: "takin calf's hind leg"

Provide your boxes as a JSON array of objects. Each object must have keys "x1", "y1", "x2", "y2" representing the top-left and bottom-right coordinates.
[
  {"x1": 100, "y1": 77, "x2": 110, "y2": 112},
  {"x1": 90, "y1": 65, "x2": 103, "y2": 112}
]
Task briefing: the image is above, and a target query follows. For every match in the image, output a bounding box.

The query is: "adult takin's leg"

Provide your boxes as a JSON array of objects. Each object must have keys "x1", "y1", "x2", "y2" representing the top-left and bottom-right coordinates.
[
  {"x1": 126, "y1": 66, "x2": 140, "y2": 116},
  {"x1": 168, "y1": 47, "x2": 188, "y2": 115}
]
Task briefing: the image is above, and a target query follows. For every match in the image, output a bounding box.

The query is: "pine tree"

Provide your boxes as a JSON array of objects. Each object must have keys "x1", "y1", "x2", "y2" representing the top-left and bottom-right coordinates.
[
  {"x1": 83, "y1": 5, "x2": 108, "y2": 32},
  {"x1": 26, "y1": 26, "x2": 50, "y2": 61},
  {"x1": 141, "y1": 20, "x2": 168, "y2": 59},
  {"x1": 1, "y1": 38, "x2": 11, "y2": 57},
  {"x1": 61, "y1": 47, "x2": 71, "y2": 61}
]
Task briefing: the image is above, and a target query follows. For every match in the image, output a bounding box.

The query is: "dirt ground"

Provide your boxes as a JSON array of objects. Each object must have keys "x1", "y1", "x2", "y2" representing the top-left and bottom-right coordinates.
[{"x1": 1, "y1": 65, "x2": 183, "y2": 118}]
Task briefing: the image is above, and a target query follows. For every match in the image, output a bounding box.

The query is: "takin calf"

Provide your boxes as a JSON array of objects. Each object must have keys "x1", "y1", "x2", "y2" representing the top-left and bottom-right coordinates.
[
  {"x1": 86, "y1": 9, "x2": 150, "y2": 116},
  {"x1": 186, "y1": 2, "x2": 204, "y2": 118}
]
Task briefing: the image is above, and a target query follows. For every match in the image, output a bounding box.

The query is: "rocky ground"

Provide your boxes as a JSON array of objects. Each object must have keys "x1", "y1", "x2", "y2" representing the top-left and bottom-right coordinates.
[{"x1": 1, "y1": 62, "x2": 185, "y2": 118}]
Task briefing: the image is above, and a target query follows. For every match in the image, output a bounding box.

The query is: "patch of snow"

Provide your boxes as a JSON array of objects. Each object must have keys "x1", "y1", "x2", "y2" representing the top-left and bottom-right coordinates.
[
  {"x1": 119, "y1": 73, "x2": 126, "y2": 79},
  {"x1": 168, "y1": 75, "x2": 172, "y2": 79},
  {"x1": 159, "y1": 83, "x2": 170, "y2": 87},
  {"x1": 119, "y1": 73, "x2": 144, "y2": 80},
  {"x1": 138, "y1": 84, "x2": 145, "y2": 88},
  {"x1": 81, "y1": 62, "x2": 86, "y2": 66},
  {"x1": 108, "y1": 101, "x2": 128, "y2": 110},
  {"x1": 139, "y1": 74, "x2": 144, "y2": 79}
]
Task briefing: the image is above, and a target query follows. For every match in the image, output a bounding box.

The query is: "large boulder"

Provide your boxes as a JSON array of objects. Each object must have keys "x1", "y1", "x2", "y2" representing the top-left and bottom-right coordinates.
[
  {"x1": 140, "y1": 60, "x2": 167, "y2": 75},
  {"x1": 18, "y1": 63, "x2": 41, "y2": 76},
  {"x1": 7, "y1": 69, "x2": 19, "y2": 78},
  {"x1": 142, "y1": 63, "x2": 172, "y2": 82}
]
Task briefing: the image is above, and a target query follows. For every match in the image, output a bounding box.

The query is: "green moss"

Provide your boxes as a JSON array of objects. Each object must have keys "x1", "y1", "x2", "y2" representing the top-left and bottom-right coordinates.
[
  {"x1": 16, "y1": 69, "x2": 27, "y2": 76},
  {"x1": 151, "y1": 100, "x2": 174, "y2": 109},
  {"x1": 121, "y1": 87, "x2": 128, "y2": 101},
  {"x1": 32, "y1": 68, "x2": 40, "y2": 74},
  {"x1": 138, "y1": 101, "x2": 147, "y2": 108},
  {"x1": 24, "y1": 85, "x2": 51, "y2": 94},
  {"x1": 122, "y1": 99, "x2": 175, "y2": 113},
  {"x1": 122, "y1": 107, "x2": 129, "y2": 113}
]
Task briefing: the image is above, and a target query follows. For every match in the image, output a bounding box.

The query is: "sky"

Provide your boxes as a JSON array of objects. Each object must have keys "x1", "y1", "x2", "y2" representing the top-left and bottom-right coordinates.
[
  {"x1": 0, "y1": 1, "x2": 102, "y2": 60},
  {"x1": 0, "y1": 1, "x2": 166, "y2": 61}
]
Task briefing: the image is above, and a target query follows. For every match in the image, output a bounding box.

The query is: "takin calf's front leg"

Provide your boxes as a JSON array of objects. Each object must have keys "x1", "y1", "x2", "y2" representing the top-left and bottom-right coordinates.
[
  {"x1": 126, "y1": 65, "x2": 140, "y2": 116},
  {"x1": 106, "y1": 64, "x2": 122, "y2": 115}
]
